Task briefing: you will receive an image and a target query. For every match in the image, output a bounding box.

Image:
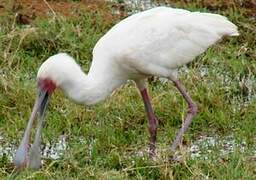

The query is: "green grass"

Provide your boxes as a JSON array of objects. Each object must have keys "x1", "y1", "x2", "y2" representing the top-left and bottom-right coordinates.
[{"x1": 0, "y1": 0, "x2": 256, "y2": 179}]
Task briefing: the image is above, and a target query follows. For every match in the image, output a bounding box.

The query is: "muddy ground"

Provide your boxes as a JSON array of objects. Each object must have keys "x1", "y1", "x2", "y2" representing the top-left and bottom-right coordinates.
[{"x1": 0, "y1": 0, "x2": 255, "y2": 25}]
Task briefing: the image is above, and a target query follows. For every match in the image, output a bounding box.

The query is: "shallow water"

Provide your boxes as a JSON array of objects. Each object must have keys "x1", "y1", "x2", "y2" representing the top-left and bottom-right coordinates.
[
  {"x1": 134, "y1": 134, "x2": 255, "y2": 161},
  {"x1": 41, "y1": 135, "x2": 67, "y2": 160},
  {"x1": 1, "y1": 133, "x2": 255, "y2": 166},
  {"x1": 109, "y1": 0, "x2": 158, "y2": 13},
  {"x1": 0, "y1": 134, "x2": 68, "y2": 162},
  {"x1": 187, "y1": 135, "x2": 248, "y2": 159}
]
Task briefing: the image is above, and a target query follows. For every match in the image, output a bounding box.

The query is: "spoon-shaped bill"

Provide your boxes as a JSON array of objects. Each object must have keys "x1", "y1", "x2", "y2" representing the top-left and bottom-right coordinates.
[
  {"x1": 28, "y1": 92, "x2": 49, "y2": 170},
  {"x1": 14, "y1": 89, "x2": 49, "y2": 169}
]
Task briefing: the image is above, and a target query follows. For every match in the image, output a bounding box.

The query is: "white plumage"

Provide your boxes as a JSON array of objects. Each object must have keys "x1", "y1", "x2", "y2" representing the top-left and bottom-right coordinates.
[
  {"x1": 38, "y1": 7, "x2": 238, "y2": 104},
  {"x1": 15, "y1": 7, "x2": 238, "y2": 169}
]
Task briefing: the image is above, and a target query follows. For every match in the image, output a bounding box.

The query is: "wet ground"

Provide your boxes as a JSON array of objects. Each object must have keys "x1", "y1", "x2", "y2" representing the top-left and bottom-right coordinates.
[{"x1": 1, "y1": 133, "x2": 255, "y2": 166}]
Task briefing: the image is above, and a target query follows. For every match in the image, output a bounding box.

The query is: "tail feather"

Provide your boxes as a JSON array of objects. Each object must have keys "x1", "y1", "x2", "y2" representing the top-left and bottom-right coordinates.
[
  {"x1": 200, "y1": 12, "x2": 239, "y2": 36},
  {"x1": 191, "y1": 12, "x2": 239, "y2": 37}
]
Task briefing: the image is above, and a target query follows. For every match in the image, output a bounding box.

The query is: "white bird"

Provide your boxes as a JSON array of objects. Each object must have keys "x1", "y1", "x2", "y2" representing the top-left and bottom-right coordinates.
[{"x1": 14, "y1": 7, "x2": 239, "y2": 169}]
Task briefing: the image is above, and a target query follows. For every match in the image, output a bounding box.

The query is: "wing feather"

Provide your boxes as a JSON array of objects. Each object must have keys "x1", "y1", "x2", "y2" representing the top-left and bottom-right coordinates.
[{"x1": 92, "y1": 7, "x2": 239, "y2": 76}]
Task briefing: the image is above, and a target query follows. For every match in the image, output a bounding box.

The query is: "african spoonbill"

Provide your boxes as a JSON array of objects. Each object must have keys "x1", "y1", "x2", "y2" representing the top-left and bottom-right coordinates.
[{"x1": 14, "y1": 7, "x2": 239, "y2": 169}]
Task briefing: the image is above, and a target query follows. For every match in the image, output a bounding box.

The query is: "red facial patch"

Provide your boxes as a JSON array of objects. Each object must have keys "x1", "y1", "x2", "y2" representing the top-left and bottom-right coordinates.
[{"x1": 38, "y1": 78, "x2": 56, "y2": 94}]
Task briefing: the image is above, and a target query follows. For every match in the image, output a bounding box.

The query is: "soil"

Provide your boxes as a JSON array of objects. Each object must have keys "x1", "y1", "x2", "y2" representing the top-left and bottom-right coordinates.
[
  {"x1": 0, "y1": 0, "x2": 255, "y2": 25},
  {"x1": 0, "y1": 0, "x2": 122, "y2": 24}
]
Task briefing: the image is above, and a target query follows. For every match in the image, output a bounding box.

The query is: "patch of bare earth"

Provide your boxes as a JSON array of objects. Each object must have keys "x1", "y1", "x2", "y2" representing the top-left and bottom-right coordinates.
[{"x1": 0, "y1": 0, "x2": 122, "y2": 24}]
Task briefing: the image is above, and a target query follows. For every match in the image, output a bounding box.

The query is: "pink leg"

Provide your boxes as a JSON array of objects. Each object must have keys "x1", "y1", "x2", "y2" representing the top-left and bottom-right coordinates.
[
  {"x1": 139, "y1": 89, "x2": 158, "y2": 157},
  {"x1": 169, "y1": 77, "x2": 198, "y2": 151}
]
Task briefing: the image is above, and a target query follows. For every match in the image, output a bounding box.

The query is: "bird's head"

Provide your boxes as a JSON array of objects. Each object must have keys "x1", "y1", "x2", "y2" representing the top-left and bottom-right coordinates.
[
  {"x1": 37, "y1": 53, "x2": 82, "y2": 88},
  {"x1": 31, "y1": 53, "x2": 83, "y2": 125},
  {"x1": 14, "y1": 53, "x2": 84, "y2": 168}
]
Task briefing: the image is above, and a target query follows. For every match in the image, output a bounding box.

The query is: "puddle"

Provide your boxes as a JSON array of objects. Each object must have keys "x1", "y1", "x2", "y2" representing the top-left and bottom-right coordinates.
[
  {"x1": 0, "y1": 143, "x2": 16, "y2": 162},
  {"x1": 0, "y1": 134, "x2": 68, "y2": 162},
  {"x1": 108, "y1": 0, "x2": 158, "y2": 14},
  {"x1": 41, "y1": 135, "x2": 67, "y2": 160},
  {"x1": 120, "y1": 0, "x2": 156, "y2": 11},
  {"x1": 187, "y1": 135, "x2": 248, "y2": 160},
  {"x1": 133, "y1": 135, "x2": 255, "y2": 161},
  {"x1": 0, "y1": 133, "x2": 255, "y2": 166}
]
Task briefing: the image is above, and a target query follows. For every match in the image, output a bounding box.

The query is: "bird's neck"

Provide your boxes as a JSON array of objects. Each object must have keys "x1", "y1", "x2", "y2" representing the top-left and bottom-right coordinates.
[{"x1": 62, "y1": 67, "x2": 125, "y2": 106}]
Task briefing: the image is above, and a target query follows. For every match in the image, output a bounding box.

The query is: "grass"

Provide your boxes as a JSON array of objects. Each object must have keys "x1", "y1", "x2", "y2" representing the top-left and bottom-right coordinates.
[{"x1": 0, "y1": 0, "x2": 256, "y2": 179}]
